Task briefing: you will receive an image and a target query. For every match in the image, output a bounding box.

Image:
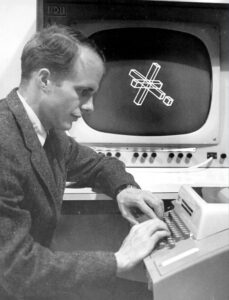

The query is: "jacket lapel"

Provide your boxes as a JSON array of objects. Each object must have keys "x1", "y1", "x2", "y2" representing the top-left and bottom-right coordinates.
[{"x1": 6, "y1": 89, "x2": 59, "y2": 215}]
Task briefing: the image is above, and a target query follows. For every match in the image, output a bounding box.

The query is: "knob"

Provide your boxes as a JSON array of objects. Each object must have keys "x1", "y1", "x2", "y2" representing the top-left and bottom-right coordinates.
[
  {"x1": 186, "y1": 153, "x2": 193, "y2": 159},
  {"x1": 178, "y1": 153, "x2": 184, "y2": 159},
  {"x1": 151, "y1": 152, "x2": 157, "y2": 158},
  {"x1": 115, "y1": 152, "x2": 121, "y2": 158},
  {"x1": 169, "y1": 153, "x2": 175, "y2": 159},
  {"x1": 106, "y1": 152, "x2": 112, "y2": 157},
  {"x1": 133, "y1": 152, "x2": 139, "y2": 158},
  {"x1": 221, "y1": 153, "x2": 227, "y2": 159},
  {"x1": 142, "y1": 152, "x2": 148, "y2": 158}
]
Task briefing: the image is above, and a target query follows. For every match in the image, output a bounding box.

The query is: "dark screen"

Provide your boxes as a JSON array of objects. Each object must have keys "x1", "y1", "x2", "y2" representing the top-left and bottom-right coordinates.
[{"x1": 83, "y1": 28, "x2": 212, "y2": 136}]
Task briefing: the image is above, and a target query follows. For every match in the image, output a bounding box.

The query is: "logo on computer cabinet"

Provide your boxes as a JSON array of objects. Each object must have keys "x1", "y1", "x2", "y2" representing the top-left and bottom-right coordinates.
[
  {"x1": 129, "y1": 62, "x2": 174, "y2": 107},
  {"x1": 47, "y1": 5, "x2": 66, "y2": 16}
]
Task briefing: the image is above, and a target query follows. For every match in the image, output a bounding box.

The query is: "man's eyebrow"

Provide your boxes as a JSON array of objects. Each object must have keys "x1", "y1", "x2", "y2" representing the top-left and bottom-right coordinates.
[{"x1": 75, "y1": 86, "x2": 97, "y2": 93}]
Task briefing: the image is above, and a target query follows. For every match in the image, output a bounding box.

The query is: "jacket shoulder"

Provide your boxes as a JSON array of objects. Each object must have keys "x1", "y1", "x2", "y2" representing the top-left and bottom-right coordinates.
[{"x1": 0, "y1": 99, "x2": 21, "y2": 145}]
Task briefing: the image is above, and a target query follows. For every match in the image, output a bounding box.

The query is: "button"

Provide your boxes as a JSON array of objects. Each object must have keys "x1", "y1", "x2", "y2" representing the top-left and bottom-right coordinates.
[
  {"x1": 186, "y1": 153, "x2": 192, "y2": 159},
  {"x1": 178, "y1": 153, "x2": 184, "y2": 159},
  {"x1": 166, "y1": 237, "x2": 176, "y2": 249},
  {"x1": 115, "y1": 152, "x2": 121, "y2": 158},
  {"x1": 221, "y1": 153, "x2": 227, "y2": 159}
]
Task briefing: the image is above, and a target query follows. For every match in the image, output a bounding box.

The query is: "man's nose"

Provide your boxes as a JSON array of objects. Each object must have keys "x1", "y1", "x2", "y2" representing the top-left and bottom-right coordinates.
[{"x1": 81, "y1": 97, "x2": 94, "y2": 112}]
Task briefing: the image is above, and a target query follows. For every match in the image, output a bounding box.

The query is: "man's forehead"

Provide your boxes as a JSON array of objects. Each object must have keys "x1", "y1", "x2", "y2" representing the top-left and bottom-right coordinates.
[{"x1": 78, "y1": 46, "x2": 104, "y2": 72}]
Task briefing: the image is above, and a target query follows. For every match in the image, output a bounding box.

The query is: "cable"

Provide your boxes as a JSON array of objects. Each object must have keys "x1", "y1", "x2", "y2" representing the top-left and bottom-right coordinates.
[
  {"x1": 188, "y1": 157, "x2": 214, "y2": 169},
  {"x1": 129, "y1": 157, "x2": 214, "y2": 173}
]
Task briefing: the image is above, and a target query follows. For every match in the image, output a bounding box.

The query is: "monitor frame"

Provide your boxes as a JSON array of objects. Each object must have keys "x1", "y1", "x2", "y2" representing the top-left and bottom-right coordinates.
[{"x1": 69, "y1": 21, "x2": 220, "y2": 147}]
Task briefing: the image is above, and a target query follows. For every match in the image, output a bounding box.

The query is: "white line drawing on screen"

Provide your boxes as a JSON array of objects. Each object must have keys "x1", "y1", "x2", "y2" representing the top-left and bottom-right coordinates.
[{"x1": 129, "y1": 62, "x2": 174, "y2": 107}]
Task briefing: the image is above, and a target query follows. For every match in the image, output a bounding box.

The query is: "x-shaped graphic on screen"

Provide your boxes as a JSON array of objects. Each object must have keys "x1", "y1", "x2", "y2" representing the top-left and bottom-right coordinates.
[{"x1": 129, "y1": 62, "x2": 174, "y2": 107}]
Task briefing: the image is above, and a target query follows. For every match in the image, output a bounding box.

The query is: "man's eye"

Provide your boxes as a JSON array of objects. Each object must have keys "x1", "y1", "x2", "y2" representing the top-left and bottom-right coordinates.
[
  {"x1": 77, "y1": 88, "x2": 94, "y2": 98},
  {"x1": 81, "y1": 89, "x2": 90, "y2": 97}
]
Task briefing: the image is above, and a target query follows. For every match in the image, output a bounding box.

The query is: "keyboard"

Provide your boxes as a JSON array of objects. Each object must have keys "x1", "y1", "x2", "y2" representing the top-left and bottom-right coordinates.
[{"x1": 156, "y1": 210, "x2": 191, "y2": 250}]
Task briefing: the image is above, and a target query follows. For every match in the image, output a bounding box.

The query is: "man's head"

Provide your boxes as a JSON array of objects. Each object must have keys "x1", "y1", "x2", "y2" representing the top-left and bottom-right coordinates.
[{"x1": 19, "y1": 25, "x2": 105, "y2": 131}]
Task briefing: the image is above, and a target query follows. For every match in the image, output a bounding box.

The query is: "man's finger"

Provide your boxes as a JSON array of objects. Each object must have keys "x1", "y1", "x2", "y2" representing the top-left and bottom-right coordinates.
[
  {"x1": 136, "y1": 201, "x2": 157, "y2": 219},
  {"x1": 144, "y1": 195, "x2": 164, "y2": 218},
  {"x1": 119, "y1": 206, "x2": 139, "y2": 225},
  {"x1": 135, "y1": 218, "x2": 169, "y2": 235},
  {"x1": 150, "y1": 229, "x2": 170, "y2": 244}
]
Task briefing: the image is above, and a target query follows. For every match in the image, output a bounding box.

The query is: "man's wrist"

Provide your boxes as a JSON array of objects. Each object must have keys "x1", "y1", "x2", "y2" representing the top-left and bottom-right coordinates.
[
  {"x1": 115, "y1": 184, "x2": 139, "y2": 198},
  {"x1": 114, "y1": 251, "x2": 130, "y2": 274}
]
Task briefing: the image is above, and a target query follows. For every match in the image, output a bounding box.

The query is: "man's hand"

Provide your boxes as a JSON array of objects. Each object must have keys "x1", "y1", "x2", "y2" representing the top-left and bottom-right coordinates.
[
  {"x1": 116, "y1": 186, "x2": 164, "y2": 224},
  {"x1": 114, "y1": 218, "x2": 170, "y2": 274}
]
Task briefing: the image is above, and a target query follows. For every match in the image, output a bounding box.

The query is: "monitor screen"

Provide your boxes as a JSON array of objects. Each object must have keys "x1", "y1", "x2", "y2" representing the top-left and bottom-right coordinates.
[{"x1": 84, "y1": 27, "x2": 212, "y2": 136}]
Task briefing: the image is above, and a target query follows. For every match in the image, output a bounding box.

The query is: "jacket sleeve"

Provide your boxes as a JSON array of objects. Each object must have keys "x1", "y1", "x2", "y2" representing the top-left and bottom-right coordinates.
[
  {"x1": 0, "y1": 142, "x2": 117, "y2": 299},
  {"x1": 65, "y1": 136, "x2": 140, "y2": 198}
]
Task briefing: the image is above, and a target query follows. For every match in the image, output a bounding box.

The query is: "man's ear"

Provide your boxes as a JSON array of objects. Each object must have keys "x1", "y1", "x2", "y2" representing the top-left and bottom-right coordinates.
[{"x1": 37, "y1": 68, "x2": 51, "y2": 91}]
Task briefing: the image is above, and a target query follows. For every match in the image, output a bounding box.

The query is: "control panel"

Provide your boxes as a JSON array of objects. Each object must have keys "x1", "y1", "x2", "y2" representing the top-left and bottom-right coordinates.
[{"x1": 91, "y1": 146, "x2": 229, "y2": 168}]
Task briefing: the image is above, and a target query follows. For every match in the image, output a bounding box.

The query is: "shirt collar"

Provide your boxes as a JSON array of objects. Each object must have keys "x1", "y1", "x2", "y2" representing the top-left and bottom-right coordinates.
[{"x1": 17, "y1": 91, "x2": 47, "y2": 146}]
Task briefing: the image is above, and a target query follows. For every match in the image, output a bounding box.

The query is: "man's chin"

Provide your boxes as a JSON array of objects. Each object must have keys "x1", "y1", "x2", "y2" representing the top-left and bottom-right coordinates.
[
  {"x1": 64, "y1": 123, "x2": 73, "y2": 131},
  {"x1": 55, "y1": 122, "x2": 73, "y2": 131}
]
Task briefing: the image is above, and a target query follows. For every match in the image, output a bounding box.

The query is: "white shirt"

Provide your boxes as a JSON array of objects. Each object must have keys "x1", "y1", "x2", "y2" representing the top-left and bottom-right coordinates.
[{"x1": 17, "y1": 91, "x2": 47, "y2": 146}]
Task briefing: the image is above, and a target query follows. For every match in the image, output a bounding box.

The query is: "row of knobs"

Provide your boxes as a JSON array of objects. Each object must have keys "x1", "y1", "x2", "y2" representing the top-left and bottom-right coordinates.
[
  {"x1": 134, "y1": 152, "x2": 192, "y2": 159},
  {"x1": 103, "y1": 152, "x2": 227, "y2": 159},
  {"x1": 103, "y1": 152, "x2": 192, "y2": 159}
]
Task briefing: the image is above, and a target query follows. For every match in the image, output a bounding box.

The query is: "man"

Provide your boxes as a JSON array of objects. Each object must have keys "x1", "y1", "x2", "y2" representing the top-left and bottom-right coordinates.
[{"x1": 0, "y1": 25, "x2": 169, "y2": 300}]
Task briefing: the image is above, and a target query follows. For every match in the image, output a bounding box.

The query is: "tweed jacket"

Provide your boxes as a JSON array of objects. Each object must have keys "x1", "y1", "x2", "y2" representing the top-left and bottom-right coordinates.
[{"x1": 0, "y1": 89, "x2": 139, "y2": 300}]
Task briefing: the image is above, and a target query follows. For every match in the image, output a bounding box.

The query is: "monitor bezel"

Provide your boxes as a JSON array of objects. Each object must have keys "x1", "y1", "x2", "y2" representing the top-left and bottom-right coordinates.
[{"x1": 69, "y1": 21, "x2": 220, "y2": 146}]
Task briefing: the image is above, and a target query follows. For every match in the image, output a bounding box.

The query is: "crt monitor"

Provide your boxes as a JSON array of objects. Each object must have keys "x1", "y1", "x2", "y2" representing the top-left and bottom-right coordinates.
[
  {"x1": 68, "y1": 21, "x2": 220, "y2": 147},
  {"x1": 41, "y1": 1, "x2": 229, "y2": 168}
]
